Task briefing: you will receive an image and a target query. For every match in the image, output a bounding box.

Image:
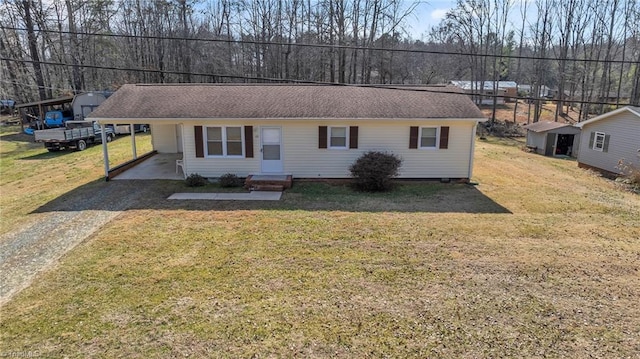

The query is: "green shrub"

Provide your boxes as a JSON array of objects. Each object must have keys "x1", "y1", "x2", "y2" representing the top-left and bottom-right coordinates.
[
  {"x1": 349, "y1": 151, "x2": 402, "y2": 192},
  {"x1": 219, "y1": 173, "x2": 242, "y2": 188},
  {"x1": 185, "y1": 173, "x2": 207, "y2": 187}
]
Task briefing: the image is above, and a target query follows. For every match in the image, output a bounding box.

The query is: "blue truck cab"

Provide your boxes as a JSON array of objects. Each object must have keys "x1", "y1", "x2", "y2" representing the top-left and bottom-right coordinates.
[{"x1": 44, "y1": 110, "x2": 74, "y2": 128}]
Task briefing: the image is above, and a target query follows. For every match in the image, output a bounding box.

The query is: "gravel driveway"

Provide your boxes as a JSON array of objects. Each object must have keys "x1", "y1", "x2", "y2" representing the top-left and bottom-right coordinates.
[{"x1": 0, "y1": 181, "x2": 152, "y2": 306}]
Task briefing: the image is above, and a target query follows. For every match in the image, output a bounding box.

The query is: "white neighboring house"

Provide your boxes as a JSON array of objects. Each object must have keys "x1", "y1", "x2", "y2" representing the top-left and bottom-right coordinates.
[
  {"x1": 523, "y1": 121, "x2": 581, "y2": 157},
  {"x1": 575, "y1": 106, "x2": 640, "y2": 175},
  {"x1": 88, "y1": 84, "x2": 488, "y2": 181},
  {"x1": 450, "y1": 81, "x2": 518, "y2": 105},
  {"x1": 518, "y1": 84, "x2": 553, "y2": 98}
]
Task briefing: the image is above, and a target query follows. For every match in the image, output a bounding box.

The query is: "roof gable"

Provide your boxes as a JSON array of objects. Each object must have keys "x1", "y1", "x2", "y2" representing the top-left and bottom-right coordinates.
[
  {"x1": 88, "y1": 84, "x2": 486, "y2": 120},
  {"x1": 576, "y1": 106, "x2": 640, "y2": 128}
]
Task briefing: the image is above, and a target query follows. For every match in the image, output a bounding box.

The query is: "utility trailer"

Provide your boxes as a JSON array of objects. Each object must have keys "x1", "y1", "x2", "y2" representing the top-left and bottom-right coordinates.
[{"x1": 34, "y1": 121, "x2": 115, "y2": 152}]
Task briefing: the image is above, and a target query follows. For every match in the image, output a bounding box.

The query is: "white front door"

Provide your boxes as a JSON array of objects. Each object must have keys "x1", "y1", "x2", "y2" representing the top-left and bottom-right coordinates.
[{"x1": 261, "y1": 127, "x2": 283, "y2": 173}]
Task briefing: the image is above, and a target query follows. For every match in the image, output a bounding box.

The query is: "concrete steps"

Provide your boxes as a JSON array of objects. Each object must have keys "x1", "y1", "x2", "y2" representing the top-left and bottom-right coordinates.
[{"x1": 244, "y1": 174, "x2": 292, "y2": 191}]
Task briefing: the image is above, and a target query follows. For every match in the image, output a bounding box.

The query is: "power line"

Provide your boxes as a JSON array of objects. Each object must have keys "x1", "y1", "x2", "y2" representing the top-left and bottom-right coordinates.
[
  {"x1": 2, "y1": 26, "x2": 638, "y2": 65},
  {"x1": 0, "y1": 79, "x2": 76, "y2": 93},
  {"x1": 1, "y1": 56, "x2": 631, "y2": 108},
  {"x1": 1, "y1": 56, "x2": 467, "y2": 93}
]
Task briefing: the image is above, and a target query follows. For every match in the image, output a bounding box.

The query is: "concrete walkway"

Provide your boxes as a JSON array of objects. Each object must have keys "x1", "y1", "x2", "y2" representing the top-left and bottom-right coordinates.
[
  {"x1": 112, "y1": 153, "x2": 184, "y2": 180},
  {"x1": 168, "y1": 191, "x2": 282, "y2": 201}
]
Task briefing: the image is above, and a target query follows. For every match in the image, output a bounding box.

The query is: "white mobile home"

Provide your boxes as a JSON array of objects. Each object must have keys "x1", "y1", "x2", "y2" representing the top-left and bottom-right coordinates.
[{"x1": 72, "y1": 92, "x2": 111, "y2": 121}]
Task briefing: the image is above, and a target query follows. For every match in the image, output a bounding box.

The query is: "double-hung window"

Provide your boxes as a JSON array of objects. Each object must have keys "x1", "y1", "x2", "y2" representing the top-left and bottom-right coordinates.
[
  {"x1": 205, "y1": 126, "x2": 244, "y2": 157},
  {"x1": 419, "y1": 127, "x2": 438, "y2": 149},
  {"x1": 329, "y1": 126, "x2": 348, "y2": 149},
  {"x1": 593, "y1": 131, "x2": 606, "y2": 152}
]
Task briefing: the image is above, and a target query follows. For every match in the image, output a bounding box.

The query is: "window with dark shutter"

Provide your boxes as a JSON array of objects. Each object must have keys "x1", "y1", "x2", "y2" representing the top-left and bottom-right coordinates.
[
  {"x1": 195, "y1": 126, "x2": 204, "y2": 158},
  {"x1": 244, "y1": 126, "x2": 254, "y2": 158},
  {"x1": 409, "y1": 126, "x2": 419, "y2": 149},
  {"x1": 349, "y1": 126, "x2": 359, "y2": 149},
  {"x1": 592, "y1": 131, "x2": 607, "y2": 152},
  {"x1": 319, "y1": 126, "x2": 328, "y2": 149},
  {"x1": 439, "y1": 126, "x2": 450, "y2": 149}
]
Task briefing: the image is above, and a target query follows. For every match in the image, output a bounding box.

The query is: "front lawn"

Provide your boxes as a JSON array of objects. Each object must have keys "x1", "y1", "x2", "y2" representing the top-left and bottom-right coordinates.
[
  {"x1": 1, "y1": 133, "x2": 639, "y2": 358},
  {"x1": 0, "y1": 125, "x2": 152, "y2": 236}
]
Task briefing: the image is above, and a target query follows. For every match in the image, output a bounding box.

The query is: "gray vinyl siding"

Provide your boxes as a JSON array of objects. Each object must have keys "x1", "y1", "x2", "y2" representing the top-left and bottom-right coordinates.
[
  {"x1": 179, "y1": 119, "x2": 478, "y2": 179},
  {"x1": 577, "y1": 112, "x2": 640, "y2": 173},
  {"x1": 526, "y1": 131, "x2": 546, "y2": 155},
  {"x1": 526, "y1": 127, "x2": 581, "y2": 157}
]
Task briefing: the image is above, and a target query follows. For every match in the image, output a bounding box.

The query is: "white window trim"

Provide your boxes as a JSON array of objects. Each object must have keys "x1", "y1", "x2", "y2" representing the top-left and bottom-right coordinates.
[
  {"x1": 419, "y1": 126, "x2": 440, "y2": 150},
  {"x1": 328, "y1": 126, "x2": 349, "y2": 149},
  {"x1": 593, "y1": 131, "x2": 605, "y2": 152},
  {"x1": 204, "y1": 126, "x2": 245, "y2": 158}
]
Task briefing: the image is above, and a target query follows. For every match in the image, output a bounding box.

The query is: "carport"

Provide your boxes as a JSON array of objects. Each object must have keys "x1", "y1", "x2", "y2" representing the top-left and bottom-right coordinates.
[
  {"x1": 15, "y1": 95, "x2": 74, "y2": 132},
  {"x1": 90, "y1": 120, "x2": 184, "y2": 181},
  {"x1": 109, "y1": 153, "x2": 184, "y2": 180}
]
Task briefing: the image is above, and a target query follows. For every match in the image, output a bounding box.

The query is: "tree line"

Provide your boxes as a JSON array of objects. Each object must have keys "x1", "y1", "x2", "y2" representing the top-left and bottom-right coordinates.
[{"x1": 1, "y1": 0, "x2": 639, "y2": 123}]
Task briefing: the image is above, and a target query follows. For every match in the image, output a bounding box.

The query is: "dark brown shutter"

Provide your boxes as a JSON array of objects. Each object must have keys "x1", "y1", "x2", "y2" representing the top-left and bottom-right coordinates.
[
  {"x1": 439, "y1": 126, "x2": 450, "y2": 149},
  {"x1": 195, "y1": 125, "x2": 204, "y2": 158},
  {"x1": 588, "y1": 132, "x2": 595, "y2": 149},
  {"x1": 349, "y1": 126, "x2": 358, "y2": 149},
  {"x1": 319, "y1": 126, "x2": 328, "y2": 149},
  {"x1": 409, "y1": 126, "x2": 419, "y2": 149},
  {"x1": 244, "y1": 126, "x2": 253, "y2": 158},
  {"x1": 603, "y1": 134, "x2": 610, "y2": 152}
]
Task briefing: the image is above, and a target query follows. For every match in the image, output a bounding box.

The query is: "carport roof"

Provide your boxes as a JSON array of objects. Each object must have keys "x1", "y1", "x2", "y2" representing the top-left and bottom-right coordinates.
[
  {"x1": 523, "y1": 121, "x2": 575, "y2": 133},
  {"x1": 88, "y1": 83, "x2": 486, "y2": 120},
  {"x1": 15, "y1": 96, "x2": 74, "y2": 109}
]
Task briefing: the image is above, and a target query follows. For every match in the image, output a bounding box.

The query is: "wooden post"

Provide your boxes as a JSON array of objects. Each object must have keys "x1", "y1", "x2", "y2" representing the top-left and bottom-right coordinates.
[
  {"x1": 19, "y1": 108, "x2": 24, "y2": 132},
  {"x1": 37, "y1": 104, "x2": 43, "y2": 129}
]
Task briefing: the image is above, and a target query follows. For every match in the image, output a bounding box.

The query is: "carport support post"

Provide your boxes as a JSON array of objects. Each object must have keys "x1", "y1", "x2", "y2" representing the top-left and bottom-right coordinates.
[
  {"x1": 100, "y1": 123, "x2": 110, "y2": 180},
  {"x1": 130, "y1": 124, "x2": 137, "y2": 159},
  {"x1": 37, "y1": 104, "x2": 43, "y2": 129},
  {"x1": 468, "y1": 123, "x2": 478, "y2": 179}
]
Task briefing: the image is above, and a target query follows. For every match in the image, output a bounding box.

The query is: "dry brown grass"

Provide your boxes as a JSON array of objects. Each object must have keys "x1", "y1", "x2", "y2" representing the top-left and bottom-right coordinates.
[
  {"x1": 1, "y1": 134, "x2": 639, "y2": 358},
  {"x1": 481, "y1": 101, "x2": 583, "y2": 124}
]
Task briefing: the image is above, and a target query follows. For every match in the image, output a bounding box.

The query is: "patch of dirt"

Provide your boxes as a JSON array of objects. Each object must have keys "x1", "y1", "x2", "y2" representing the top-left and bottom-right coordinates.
[{"x1": 480, "y1": 101, "x2": 582, "y2": 125}]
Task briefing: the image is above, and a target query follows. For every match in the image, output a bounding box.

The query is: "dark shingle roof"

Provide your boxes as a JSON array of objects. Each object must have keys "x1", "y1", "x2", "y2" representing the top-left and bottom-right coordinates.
[
  {"x1": 88, "y1": 84, "x2": 485, "y2": 120},
  {"x1": 523, "y1": 121, "x2": 575, "y2": 132}
]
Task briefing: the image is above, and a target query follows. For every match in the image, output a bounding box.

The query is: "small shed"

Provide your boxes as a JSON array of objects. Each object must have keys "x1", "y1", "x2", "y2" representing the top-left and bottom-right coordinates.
[{"x1": 523, "y1": 121, "x2": 581, "y2": 157}]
